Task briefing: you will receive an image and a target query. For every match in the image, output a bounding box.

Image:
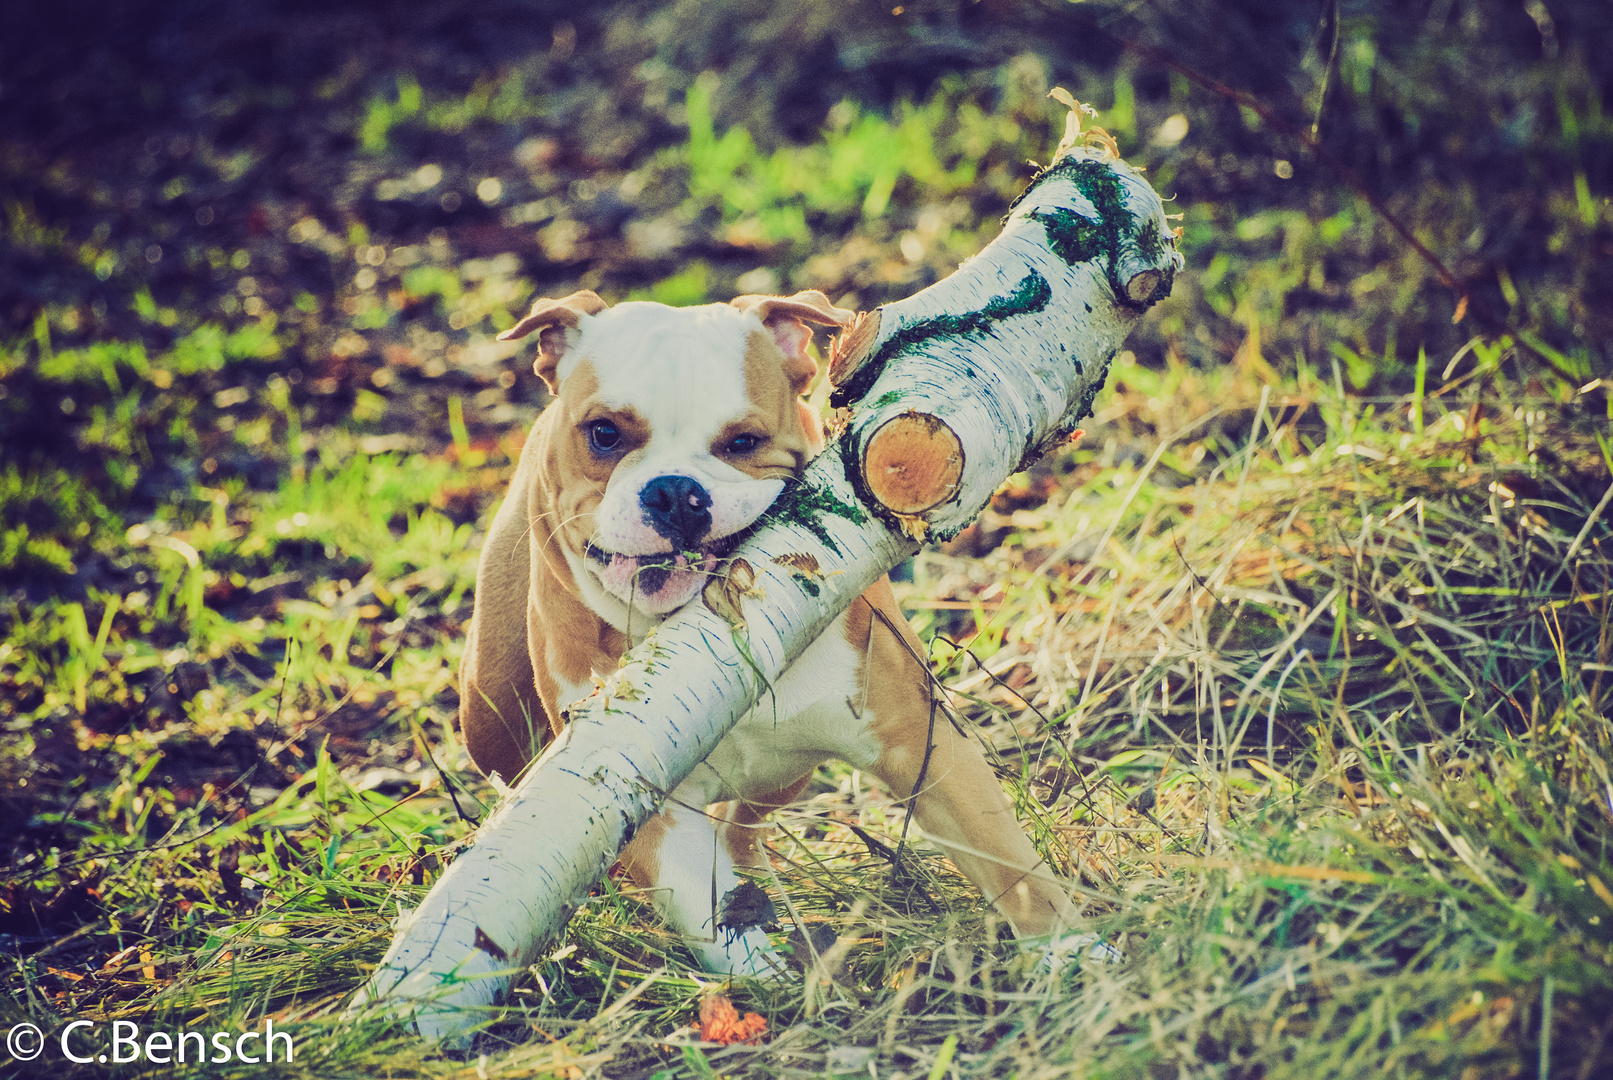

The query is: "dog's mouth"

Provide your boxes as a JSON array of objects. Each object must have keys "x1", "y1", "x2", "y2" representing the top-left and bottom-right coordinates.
[{"x1": 584, "y1": 531, "x2": 745, "y2": 611}]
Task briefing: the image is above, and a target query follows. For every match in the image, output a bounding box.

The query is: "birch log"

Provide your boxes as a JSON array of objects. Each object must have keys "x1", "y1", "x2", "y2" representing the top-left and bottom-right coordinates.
[{"x1": 348, "y1": 116, "x2": 1181, "y2": 1044}]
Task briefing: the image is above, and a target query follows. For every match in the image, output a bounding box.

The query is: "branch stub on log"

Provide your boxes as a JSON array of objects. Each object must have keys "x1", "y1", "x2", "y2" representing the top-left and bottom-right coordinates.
[{"x1": 1126, "y1": 269, "x2": 1163, "y2": 305}]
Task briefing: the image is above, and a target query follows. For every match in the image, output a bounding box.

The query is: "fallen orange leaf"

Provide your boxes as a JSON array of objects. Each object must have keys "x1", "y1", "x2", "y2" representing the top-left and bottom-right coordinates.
[{"x1": 695, "y1": 993, "x2": 767, "y2": 1046}]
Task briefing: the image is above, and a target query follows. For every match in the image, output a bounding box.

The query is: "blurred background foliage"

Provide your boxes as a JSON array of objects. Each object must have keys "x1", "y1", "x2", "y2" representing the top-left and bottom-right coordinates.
[
  {"x1": 3, "y1": 0, "x2": 1610, "y2": 595},
  {"x1": 3, "y1": 0, "x2": 1609, "y2": 593}
]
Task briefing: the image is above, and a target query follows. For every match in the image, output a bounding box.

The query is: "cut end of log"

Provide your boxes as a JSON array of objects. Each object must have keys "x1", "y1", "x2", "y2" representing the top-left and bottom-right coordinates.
[
  {"x1": 828, "y1": 308, "x2": 882, "y2": 387},
  {"x1": 861, "y1": 411, "x2": 964, "y2": 516},
  {"x1": 1126, "y1": 270, "x2": 1162, "y2": 305}
]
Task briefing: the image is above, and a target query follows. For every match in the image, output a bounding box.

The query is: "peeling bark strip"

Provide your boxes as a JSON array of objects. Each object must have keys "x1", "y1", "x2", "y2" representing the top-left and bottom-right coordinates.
[{"x1": 349, "y1": 112, "x2": 1180, "y2": 1044}]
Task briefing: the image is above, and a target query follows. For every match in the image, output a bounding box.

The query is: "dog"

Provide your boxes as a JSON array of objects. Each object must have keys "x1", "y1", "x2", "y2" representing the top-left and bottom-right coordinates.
[{"x1": 458, "y1": 289, "x2": 1079, "y2": 974}]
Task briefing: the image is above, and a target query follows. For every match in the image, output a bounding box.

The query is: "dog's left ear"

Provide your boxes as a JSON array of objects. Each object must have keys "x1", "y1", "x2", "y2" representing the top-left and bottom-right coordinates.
[
  {"x1": 731, "y1": 291, "x2": 857, "y2": 395},
  {"x1": 498, "y1": 290, "x2": 609, "y2": 394}
]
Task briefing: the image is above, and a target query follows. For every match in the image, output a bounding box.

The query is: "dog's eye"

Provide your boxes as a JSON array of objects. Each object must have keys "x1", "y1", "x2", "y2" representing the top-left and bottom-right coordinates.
[
  {"x1": 588, "y1": 420, "x2": 621, "y2": 452},
  {"x1": 724, "y1": 433, "x2": 762, "y2": 454}
]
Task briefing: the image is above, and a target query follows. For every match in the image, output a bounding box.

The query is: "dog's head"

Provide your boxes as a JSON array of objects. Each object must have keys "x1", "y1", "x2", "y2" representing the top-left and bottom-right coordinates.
[{"x1": 500, "y1": 289, "x2": 854, "y2": 623}]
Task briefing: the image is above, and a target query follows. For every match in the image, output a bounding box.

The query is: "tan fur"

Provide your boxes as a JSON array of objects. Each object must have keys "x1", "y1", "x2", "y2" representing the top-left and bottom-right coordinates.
[
  {"x1": 719, "y1": 776, "x2": 813, "y2": 868},
  {"x1": 853, "y1": 579, "x2": 1074, "y2": 933},
  {"x1": 616, "y1": 808, "x2": 668, "y2": 889}
]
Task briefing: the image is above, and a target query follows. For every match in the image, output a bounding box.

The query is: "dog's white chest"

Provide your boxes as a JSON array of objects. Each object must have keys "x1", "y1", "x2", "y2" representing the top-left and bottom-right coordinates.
[{"x1": 680, "y1": 610, "x2": 882, "y2": 805}]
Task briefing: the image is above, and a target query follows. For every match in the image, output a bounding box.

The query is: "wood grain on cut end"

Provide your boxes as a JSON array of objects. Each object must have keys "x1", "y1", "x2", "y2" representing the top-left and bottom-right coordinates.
[
  {"x1": 1125, "y1": 270, "x2": 1161, "y2": 305},
  {"x1": 827, "y1": 308, "x2": 882, "y2": 387},
  {"x1": 861, "y1": 411, "x2": 964, "y2": 515}
]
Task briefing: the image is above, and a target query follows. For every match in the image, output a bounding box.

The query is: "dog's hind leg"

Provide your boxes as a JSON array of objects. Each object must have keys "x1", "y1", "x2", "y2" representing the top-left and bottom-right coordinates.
[
  {"x1": 853, "y1": 582, "x2": 1077, "y2": 938},
  {"x1": 718, "y1": 775, "x2": 813, "y2": 870}
]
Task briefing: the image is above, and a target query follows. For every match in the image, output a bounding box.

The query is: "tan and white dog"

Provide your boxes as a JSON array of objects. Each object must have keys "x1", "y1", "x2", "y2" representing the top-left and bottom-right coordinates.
[{"x1": 459, "y1": 289, "x2": 1078, "y2": 973}]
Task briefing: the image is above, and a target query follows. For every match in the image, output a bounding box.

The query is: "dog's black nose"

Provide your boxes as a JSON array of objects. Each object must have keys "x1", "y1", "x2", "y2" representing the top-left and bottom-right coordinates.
[{"x1": 639, "y1": 475, "x2": 713, "y2": 547}]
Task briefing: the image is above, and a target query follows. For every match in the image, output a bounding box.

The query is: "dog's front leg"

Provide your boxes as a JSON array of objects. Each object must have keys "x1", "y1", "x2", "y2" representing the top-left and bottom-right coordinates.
[{"x1": 618, "y1": 780, "x2": 781, "y2": 976}]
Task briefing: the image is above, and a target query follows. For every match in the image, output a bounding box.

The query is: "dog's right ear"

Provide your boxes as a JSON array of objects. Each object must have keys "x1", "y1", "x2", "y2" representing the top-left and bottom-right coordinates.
[{"x1": 497, "y1": 290, "x2": 609, "y2": 394}]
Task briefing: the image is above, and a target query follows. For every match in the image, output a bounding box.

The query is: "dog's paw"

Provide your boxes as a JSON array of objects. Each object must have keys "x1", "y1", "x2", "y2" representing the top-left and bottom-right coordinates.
[
  {"x1": 1026, "y1": 931, "x2": 1124, "y2": 976},
  {"x1": 695, "y1": 928, "x2": 786, "y2": 978}
]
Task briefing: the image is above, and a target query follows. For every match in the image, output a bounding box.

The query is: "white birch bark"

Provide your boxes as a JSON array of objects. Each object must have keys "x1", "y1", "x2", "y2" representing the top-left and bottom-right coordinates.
[{"x1": 348, "y1": 136, "x2": 1181, "y2": 1043}]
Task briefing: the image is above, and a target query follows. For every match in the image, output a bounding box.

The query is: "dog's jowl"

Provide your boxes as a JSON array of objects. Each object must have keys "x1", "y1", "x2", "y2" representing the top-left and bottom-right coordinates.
[{"x1": 458, "y1": 289, "x2": 1077, "y2": 973}]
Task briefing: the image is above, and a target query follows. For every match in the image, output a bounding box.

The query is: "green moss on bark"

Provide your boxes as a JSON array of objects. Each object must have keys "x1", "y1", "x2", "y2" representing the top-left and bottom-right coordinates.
[
  {"x1": 768, "y1": 477, "x2": 869, "y2": 556},
  {"x1": 1016, "y1": 155, "x2": 1170, "y2": 306},
  {"x1": 828, "y1": 271, "x2": 1052, "y2": 408}
]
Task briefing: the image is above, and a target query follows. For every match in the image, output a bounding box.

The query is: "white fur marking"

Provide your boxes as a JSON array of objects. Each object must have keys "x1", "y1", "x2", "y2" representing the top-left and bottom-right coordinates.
[
  {"x1": 558, "y1": 302, "x2": 785, "y2": 623},
  {"x1": 651, "y1": 798, "x2": 778, "y2": 974}
]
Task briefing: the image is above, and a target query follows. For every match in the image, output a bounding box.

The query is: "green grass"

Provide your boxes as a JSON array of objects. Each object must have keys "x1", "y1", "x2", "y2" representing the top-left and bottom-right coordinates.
[
  {"x1": 679, "y1": 74, "x2": 1005, "y2": 244},
  {"x1": 5, "y1": 353, "x2": 1609, "y2": 1078}
]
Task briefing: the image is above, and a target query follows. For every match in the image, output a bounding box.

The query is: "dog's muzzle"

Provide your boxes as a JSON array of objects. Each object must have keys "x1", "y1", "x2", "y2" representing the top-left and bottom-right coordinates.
[
  {"x1": 638, "y1": 475, "x2": 713, "y2": 548},
  {"x1": 584, "y1": 530, "x2": 743, "y2": 612}
]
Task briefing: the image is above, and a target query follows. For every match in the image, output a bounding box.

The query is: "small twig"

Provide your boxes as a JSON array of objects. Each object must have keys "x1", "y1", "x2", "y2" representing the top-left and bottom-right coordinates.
[
  {"x1": 841, "y1": 820, "x2": 897, "y2": 864},
  {"x1": 272, "y1": 634, "x2": 296, "y2": 731},
  {"x1": 843, "y1": 822, "x2": 941, "y2": 914},
  {"x1": 21, "y1": 815, "x2": 238, "y2": 882},
  {"x1": 1311, "y1": 0, "x2": 1342, "y2": 140},
  {"x1": 411, "y1": 721, "x2": 480, "y2": 826},
  {"x1": 891, "y1": 687, "x2": 941, "y2": 878}
]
